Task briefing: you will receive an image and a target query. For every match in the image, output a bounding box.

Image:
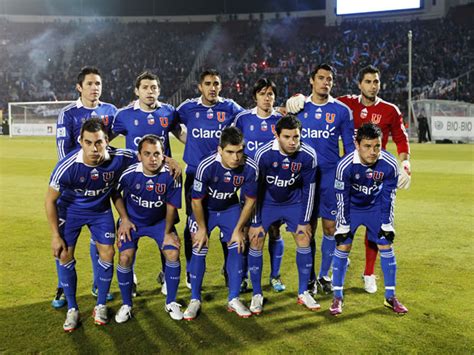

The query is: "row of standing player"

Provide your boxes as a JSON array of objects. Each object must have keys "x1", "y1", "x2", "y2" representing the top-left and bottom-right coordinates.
[{"x1": 47, "y1": 64, "x2": 411, "y2": 330}]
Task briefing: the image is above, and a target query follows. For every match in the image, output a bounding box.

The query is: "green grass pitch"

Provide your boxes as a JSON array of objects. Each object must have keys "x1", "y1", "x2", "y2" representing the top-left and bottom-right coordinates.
[{"x1": 0, "y1": 136, "x2": 473, "y2": 353}]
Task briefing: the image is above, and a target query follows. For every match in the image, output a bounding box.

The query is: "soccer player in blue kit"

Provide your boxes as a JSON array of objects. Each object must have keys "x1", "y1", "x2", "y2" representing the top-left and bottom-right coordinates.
[
  {"x1": 330, "y1": 123, "x2": 408, "y2": 316},
  {"x1": 249, "y1": 115, "x2": 319, "y2": 312},
  {"x1": 45, "y1": 118, "x2": 136, "y2": 332},
  {"x1": 294, "y1": 64, "x2": 355, "y2": 295},
  {"x1": 233, "y1": 78, "x2": 287, "y2": 293},
  {"x1": 176, "y1": 69, "x2": 244, "y2": 287},
  {"x1": 112, "y1": 134, "x2": 184, "y2": 322},
  {"x1": 182, "y1": 127, "x2": 258, "y2": 320},
  {"x1": 111, "y1": 71, "x2": 185, "y2": 296},
  {"x1": 53, "y1": 66, "x2": 116, "y2": 308}
]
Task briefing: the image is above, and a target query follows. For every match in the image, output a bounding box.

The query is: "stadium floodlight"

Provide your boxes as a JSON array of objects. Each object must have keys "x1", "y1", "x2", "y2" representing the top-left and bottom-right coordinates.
[{"x1": 8, "y1": 101, "x2": 74, "y2": 137}]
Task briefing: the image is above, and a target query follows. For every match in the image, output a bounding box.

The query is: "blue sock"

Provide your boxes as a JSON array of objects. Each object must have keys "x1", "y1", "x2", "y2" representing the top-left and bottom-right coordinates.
[
  {"x1": 226, "y1": 243, "x2": 243, "y2": 300},
  {"x1": 89, "y1": 238, "x2": 99, "y2": 288},
  {"x1": 117, "y1": 264, "x2": 133, "y2": 307},
  {"x1": 59, "y1": 259, "x2": 78, "y2": 309},
  {"x1": 55, "y1": 259, "x2": 61, "y2": 288},
  {"x1": 190, "y1": 247, "x2": 207, "y2": 301},
  {"x1": 296, "y1": 246, "x2": 313, "y2": 294},
  {"x1": 268, "y1": 237, "x2": 284, "y2": 279},
  {"x1": 241, "y1": 240, "x2": 249, "y2": 281},
  {"x1": 309, "y1": 237, "x2": 316, "y2": 283},
  {"x1": 97, "y1": 258, "x2": 113, "y2": 305},
  {"x1": 332, "y1": 249, "x2": 350, "y2": 299},
  {"x1": 319, "y1": 234, "x2": 336, "y2": 279},
  {"x1": 380, "y1": 248, "x2": 397, "y2": 299},
  {"x1": 165, "y1": 260, "x2": 181, "y2": 304},
  {"x1": 248, "y1": 248, "x2": 263, "y2": 295}
]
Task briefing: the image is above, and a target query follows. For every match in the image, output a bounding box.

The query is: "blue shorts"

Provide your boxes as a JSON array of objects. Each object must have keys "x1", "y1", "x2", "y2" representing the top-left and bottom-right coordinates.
[
  {"x1": 316, "y1": 167, "x2": 337, "y2": 220},
  {"x1": 340, "y1": 205, "x2": 391, "y2": 246},
  {"x1": 58, "y1": 208, "x2": 115, "y2": 247},
  {"x1": 118, "y1": 219, "x2": 168, "y2": 252},
  {"x1": 188, "y1": 205, "x2": 241, "y2": 243},
  {"x1": 261, "y1": 203, "x2": 300, "y2": 233}
]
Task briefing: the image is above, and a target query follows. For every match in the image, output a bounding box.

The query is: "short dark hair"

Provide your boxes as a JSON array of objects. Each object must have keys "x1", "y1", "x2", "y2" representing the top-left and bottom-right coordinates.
[
  {"x1": 357, "y1": 65, "x2": 380, "y2": 83},
  {"x1": 137, "y1": 134, "x2": 164, "y2": 153},
  {"x1": 275, "y1": 114, "x2": 302, "y2": 135},
  {"x1": 77, "y1": 66, "x2": 101, "y2": 86},
  {"x1": 199, "y1": 69, "x2": 220, "y2": 83},
  {"x1": 356, "y1": 123, "x2": 382, "y2": 143},
  {"x1": 219, "y1": 126, "x2": 244, "y2": 148},
  {"x1": 135, "y1": 71, "x2": 161, "y2": 90},
  {"x1": 252, "y1": 78, "x2": 277, "y2": 100},
  {"x1": 310, "y1": 63, "x2": 336, "y2": 80},
  {"x1": 80, "y1": 117, "x2": 107, "y2": 139}
]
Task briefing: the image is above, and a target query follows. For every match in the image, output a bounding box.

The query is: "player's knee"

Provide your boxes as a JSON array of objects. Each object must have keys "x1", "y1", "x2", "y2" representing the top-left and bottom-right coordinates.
[
  {"x1": 322, "y1": 223, "x2": 336, "y2": 236},
  {"x1": 163, "y1": 246, "x2": 179, "y2": 262},
  {"x1": 250, "y1": 236, "x2": 265, "y2": 250},
  {"x1": 98, "y1": 246, "x2": 115, "y2": 262},
  {"x1": 336, "y1": 243, "x2": 352, "y2": 252},
  {"x1": 295, "y1": 235, "x2": 311, "y2": 248},
  {"x1": 119, "y1": 252, "x2": 133, "y2": 267}
]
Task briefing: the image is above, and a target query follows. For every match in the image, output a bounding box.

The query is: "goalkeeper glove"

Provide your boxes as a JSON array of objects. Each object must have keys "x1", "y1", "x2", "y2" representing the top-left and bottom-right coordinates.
[
  {"x1": 397, "y1": 160, "x2": 411, "y2": 189},
  {"x1": 378, "y1": 224, "x2": 395, "y2": 243},
  {"x1": 335, "y1": 225, "x2": 353, "y2": 246},
  {"x1": 286, "y1": 94, "x2": 306, "y2": 113}
]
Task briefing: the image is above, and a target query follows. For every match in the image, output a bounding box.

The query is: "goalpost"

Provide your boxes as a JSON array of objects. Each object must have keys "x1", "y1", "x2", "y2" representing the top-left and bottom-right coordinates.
[{"x1": 8, "y1": 101, "x2": 74, "y2": 137}]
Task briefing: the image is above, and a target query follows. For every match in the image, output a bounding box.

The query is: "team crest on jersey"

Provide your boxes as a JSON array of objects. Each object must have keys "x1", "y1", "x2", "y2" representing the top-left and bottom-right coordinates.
[
  {"x1": 101, "y1": 115, "x2": 109, "y2": 125},
  {"x1": 146, "y1": 179, "x2": 154, "y2": 191},
  {"x1": 282, "y1": 158, "x2": 290, "y2": 170},
  {"x1": 233, "y1": 176, "x2": 244, "y2": 187},
  {"x1": 272, "y1": 162, "x2": 278, "y2": 168},
  {"x1": 134, "y1": 119, "x2": 139, "y2": 126},
  {"x1": 91, "y1": 169, "x2": 99, "y2": 180},
  {"x1": 155, "y1": 183, "x2": 166, "y2": 194},
  {"x1": 360, "y1": 108, "x2": 368, "y2": 119},
  {"x1": 224, "y1": 171, "x2": 232, "y2": 183},
  {"x1": 291, "y1": 162, "x2": 302, "y2": 173},
  {"x1": 315, "y1": 108, "x2": 322, "y2": 119},
  {"x1": 325, "y1": 113, "x2": 336, "y2": 124},
  {"x1": 160, "y1": 117, "x2": 168, "y2": 127},
  {"x1": 103, "y1": 172, "x2": 114, "y2": 182},
  {"x1": 217, "y1": 112, "x2": 225, "y2": 122},
  {"x1": 373, "y1": 171, "x2": 384, "y2": 181},
  {"x1": 206, "y1": 109, "x2": 214, "y2": 119},
  {"x1": 147, "y1": 116, "x2": 155, "y2": 125},
  {"x1": 371, "y1": 114, "x2": 382, "y2": 124},
  {"x1": 261, "y1": 121, "x2": 268, "y2": 132},
  {"x1": 365, "y1": 169, "x2": 373, "y2": 179}
]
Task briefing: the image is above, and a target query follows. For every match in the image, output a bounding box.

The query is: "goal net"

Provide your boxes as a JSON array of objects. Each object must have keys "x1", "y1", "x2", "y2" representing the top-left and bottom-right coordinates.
[{"x1": 8, "y1": 101, "x2": 74, "y2": 137}]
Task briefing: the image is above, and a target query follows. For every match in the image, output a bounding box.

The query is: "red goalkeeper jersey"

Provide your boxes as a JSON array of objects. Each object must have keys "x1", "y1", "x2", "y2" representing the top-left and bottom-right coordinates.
[{"x1": 338, "y1": 95, "x2": 410, "y2": 155}]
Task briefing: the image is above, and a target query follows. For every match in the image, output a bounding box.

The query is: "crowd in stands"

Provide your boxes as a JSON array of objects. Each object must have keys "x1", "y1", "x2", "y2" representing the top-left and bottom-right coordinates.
[{"x1": 1, "y1": 13, "x2": 472, "y2": 117}]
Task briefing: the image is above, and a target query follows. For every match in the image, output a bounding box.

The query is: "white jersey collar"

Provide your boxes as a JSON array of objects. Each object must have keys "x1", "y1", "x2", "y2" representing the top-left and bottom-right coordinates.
[
  {"x1": 197, "y1": 96, "x2": 224, "y2": 107},
  {"x1": 76, "y1": 98, "x2": 102, "y2": 109},
  {"x1": 306, "y1": 94, "x2": 335, "y2": 105},
  {"x1": 75, "y1": 148, "x2": 111, "y2": 165},
  {"x1": 353, "y1": 150, "x2": 380, "y2": 166},
  {"x1": 136, "y1": 162, "x2": 166, "y2": 175},
  {"x1": 251, "y1": 106, "x2": 277, "y2": 119},
  {"x1": 133, "y1": 99, "x2": 162, "y2": 111}
]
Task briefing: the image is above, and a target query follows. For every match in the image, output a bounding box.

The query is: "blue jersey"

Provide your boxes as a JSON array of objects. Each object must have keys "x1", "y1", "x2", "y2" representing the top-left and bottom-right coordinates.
[
  {"x1": 49, "y1": 147, "x2": 136, "y2": 214},
  {"x1": 192, "y1": 153, "x2": 258, "y2": 212},
  {"x1": 56, "y1": 98, "x2": 117, "y2": 160},
  {"x1": 116, "y1": 162, "x2": 182, "y2": 227},
  {"x1": 112, "y1": 100, "x2": 178, "y2": 156},
  {"x1": 176, "y1": 96, "x2": 243, "y2": 173},
  {"x1": 297, "y1": 95, "x2": 355, "y2": 170},
  {"x1": 253, "y1": 139, "x2": 317, "y2": 226},
  {"x1": 335, "y1": 150, "x2": 399, "y2": 230},
  {"x1": 233, "y1": 107, "x2": 282, "y2": 158}
]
